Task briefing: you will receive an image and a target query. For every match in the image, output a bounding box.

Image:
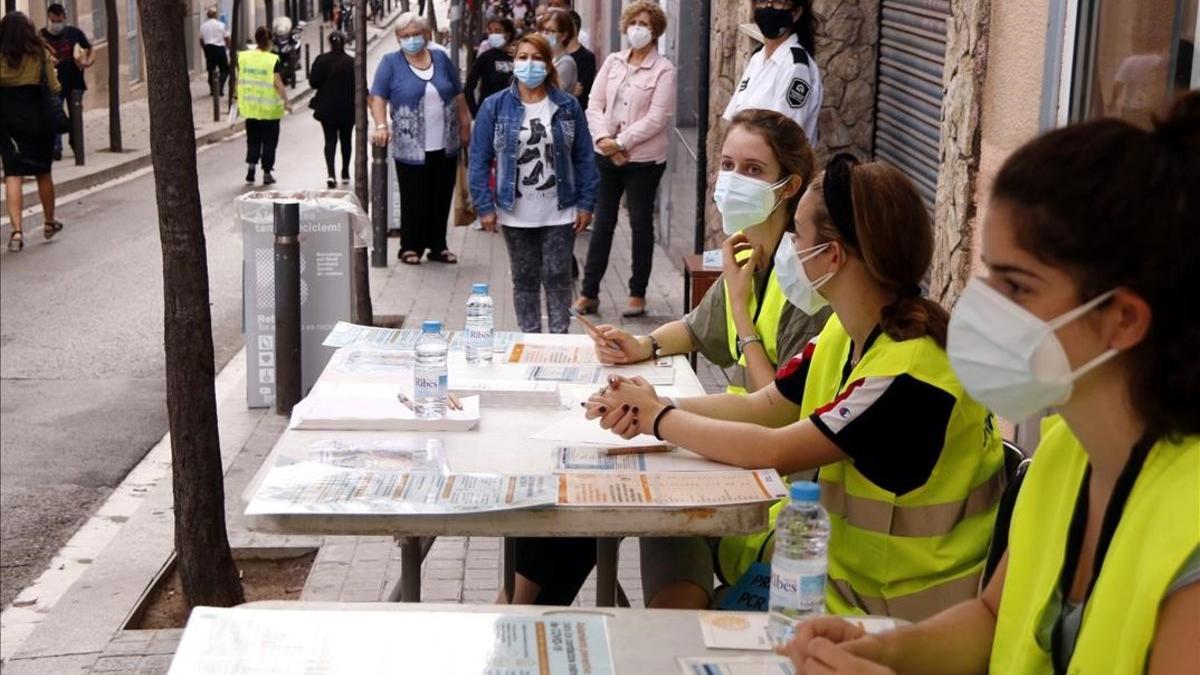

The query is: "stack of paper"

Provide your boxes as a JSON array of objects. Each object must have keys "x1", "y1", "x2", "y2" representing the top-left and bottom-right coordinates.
[
  {"x1": 288, "y1": 381, "x2": 480, "y2": 431},
  {"x1": 449, "y1": 378, "x2": 563, "y2": 408},
  {"x1": 553, "y1": 446, "x2": 737, "y2": 472},
  {"x1": 557, "y1": 469, "x2": 787, "y2": 507}
]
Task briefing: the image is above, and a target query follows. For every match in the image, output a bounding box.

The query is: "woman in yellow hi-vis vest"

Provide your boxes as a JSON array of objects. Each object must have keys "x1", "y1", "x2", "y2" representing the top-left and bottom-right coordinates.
[
  {"x1": 778, "y1": 95, "x2": 1199, "y2": 675},
  {"x1": 587, "y1": 155, "x2": 1004, "y2": 617},
  {"x1": 235, "y1": 26, "x2": 292, "y2": 185},
  {"x1": 504, "y1": 110, "x2": 829, "y2": 607}
]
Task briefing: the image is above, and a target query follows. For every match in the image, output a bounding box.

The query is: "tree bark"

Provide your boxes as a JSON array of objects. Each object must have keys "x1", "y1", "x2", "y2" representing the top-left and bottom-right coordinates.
[
  {"x1": 135, "y1": 0, "x2": 245, "y2": 609},
  {"x1": 352, "y1": 0, "x2": 373, "y2": 325},
  {"x1": 229, "y1": 0, "x2": 242, "y2": 97},
  {"x1": 265, "y1": 0, "x2": 275, "y2": 28},
  {"x1": 104, "y1": 0, "x2": 122, "y2": 151}
]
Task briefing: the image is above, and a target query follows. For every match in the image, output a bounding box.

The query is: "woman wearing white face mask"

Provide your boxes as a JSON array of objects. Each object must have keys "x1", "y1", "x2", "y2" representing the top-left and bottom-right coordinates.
[
  {"x1": 574, "y1": 1, "x2": 677, "y2": 318},
  {"x1": 587, "y1": 155, "x2": 1005, "y2": 616},
  {"x1": 780, "y1": 94, "x2": 1199, "y2": 675},
  {"x1": 583, "y1": 110, "x2": 827, "y2": 398},
  {"x1": 537, "y1": 9, "x2": 577, "y2": 98}
]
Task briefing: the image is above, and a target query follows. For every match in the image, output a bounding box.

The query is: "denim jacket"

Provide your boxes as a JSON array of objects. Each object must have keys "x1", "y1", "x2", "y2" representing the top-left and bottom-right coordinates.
[{"x1": 468, "y1": 84, "x2": 599, "y2": 216}]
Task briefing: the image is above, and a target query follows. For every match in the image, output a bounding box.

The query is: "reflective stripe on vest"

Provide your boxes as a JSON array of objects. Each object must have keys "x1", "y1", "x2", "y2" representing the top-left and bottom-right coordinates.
[
  {"x1": 722, "y1": 254, "x2": 786, "y2": 395},
  {"x1": 990, "y1": 419, "x2": 1200, "y2": 674},
  {"x1": 717, "y1": 314, "x2": 1004, "y2": 621},
  {"x1": 237, "y1": 50, "x2": 284, "y2": 120}
]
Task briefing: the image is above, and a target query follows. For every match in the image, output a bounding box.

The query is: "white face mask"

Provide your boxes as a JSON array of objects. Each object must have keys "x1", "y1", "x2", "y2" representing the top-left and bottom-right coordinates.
[
  {"x1": 714, "y1": 171, "x2": 789, "y2": 235},
  {"x1": 627, "y1": 25, "x2": 653, "y2": 49},
  {"x1": 488, "y1": 33, "x2": 507, "y2": 48},
  {"x1": 947, "y1": 278, "x2": 1119, "y2": 421},
  {"x1": 773, "y1": 233, "x2": 834, "y2": 315}
]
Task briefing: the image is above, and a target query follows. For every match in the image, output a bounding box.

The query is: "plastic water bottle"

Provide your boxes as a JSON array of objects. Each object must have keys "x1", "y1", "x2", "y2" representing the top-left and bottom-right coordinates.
[
  {"x1": 413, "y1": 320, "x2": 448, "y2": 418},
  {"x1": 768, "y1": 481, "x2": 830, "y2": 646},
  {"x1": 464, "y1": 282, "x2": 495, "y2": 365}
]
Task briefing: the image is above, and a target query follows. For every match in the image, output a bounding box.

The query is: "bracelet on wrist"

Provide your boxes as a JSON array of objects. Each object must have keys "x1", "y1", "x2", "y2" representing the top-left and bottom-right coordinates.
[
  {"x1": 652, "y1": 404, "x2": 676, "y2": 441},
  {"x1": 737, "y1": 334, "x2": 764, "y2": 355}
]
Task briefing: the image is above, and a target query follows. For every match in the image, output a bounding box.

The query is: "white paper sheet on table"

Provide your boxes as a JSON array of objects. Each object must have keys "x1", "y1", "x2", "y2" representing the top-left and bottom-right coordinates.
[
  {"x1": 288, "y1": 381, "x2": 480, "y2": 431},
  {"x1": 553, "y1": 446, "x2": 736, "y2": 473},
  {"x1": 678, "y1": 656, "x2": 795, "y2": 675},
  {"x1": 450, "y1": 378, "x2": 564, "y2": 408},
  {"x1": 528, "y1": 363, "x2": 675, "y2": 386},
  {"x1": 326, "y1": 347, "x2": 414, "y2": 375},
  {"x1": 557, "y1": 469, "x2": 787, "y2": 507},
  {"x1": 169, "y1": 607, "x2": 615, "y2": 675},
  {"x1": 696, "y1": 612, "x2": 898, "y2": 652},
  {"x1": 245, "y1": 463, "x2": 557, "y2": 515},
  {"x1": 282, "y1": 438, "x2": 450, "y2": 473},
  {"x1": 323, "y1": 321, "x2": 422, "y2": 350},
  {"x1": 531, "y1": 410, "x2": 670, "y2": 449},
  {"x1": 507, "y1": 342, "x2": 600, "y2": 365}
]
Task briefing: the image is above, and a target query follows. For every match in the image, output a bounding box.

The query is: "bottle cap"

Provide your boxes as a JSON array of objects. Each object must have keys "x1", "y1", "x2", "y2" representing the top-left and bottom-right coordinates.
[
  {"x1": 472, "y1": 283, "x2": 489, "y2": 295},
  {"x1": 421, "y1": 320, "x2": 442, "y2": 333},
  {"x1": 789, "y1": 481, "x2": 820, "y2": 502}
]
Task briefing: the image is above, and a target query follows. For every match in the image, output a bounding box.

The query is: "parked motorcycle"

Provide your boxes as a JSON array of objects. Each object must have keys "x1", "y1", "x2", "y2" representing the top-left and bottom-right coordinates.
[{"x1": 271, "y1": 16, "x2": 305, "y2": 88}]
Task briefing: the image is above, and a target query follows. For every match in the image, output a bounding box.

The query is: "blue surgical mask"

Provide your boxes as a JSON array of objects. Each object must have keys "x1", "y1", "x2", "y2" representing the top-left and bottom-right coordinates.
[
  {"x1": 513, "y1": 59, "x2": 548, "y2": 87},
  {"x1": 399, "y1": 35, "x2": 426, "y2": 54},
  {"x1": 488, "y1": 33, "x2": 507, "y2": 49},
  {"x1": 541, "y1": 31, "x2": 559, "y2": 49}
]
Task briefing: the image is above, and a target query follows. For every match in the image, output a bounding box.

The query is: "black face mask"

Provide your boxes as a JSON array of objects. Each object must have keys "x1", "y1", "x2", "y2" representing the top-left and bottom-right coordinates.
[{"x1": 753, "y1": 7, "x2": 795, "y2": 40}]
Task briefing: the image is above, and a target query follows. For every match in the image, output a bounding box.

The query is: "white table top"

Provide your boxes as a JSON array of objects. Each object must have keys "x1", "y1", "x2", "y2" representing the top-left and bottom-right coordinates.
[
  {"x1": 166, "y1": 601, "x2": 784, "y2": 674},
  {"x1": 242, "y1": 333, "x2": 773, "y2": 538}
]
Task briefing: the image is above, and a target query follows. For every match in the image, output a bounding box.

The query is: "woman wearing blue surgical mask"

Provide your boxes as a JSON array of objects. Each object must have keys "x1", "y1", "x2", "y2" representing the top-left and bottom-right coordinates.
[
  {"x1": 465, "y1": 18, "x2": 515, "y2": 118},
  {"x1": 585, "y1": 110, "x2": 827, "y2": 396},
  {"x1": 587, "y1": 156, "x2": 1004, "y2": 618},
  {"x1": 779, "y1": 93, "x2": 1199, "y2": 675},
  {"x1": 467, "y1": 33, "x2": 598, "y2": 335},
  {"x1": 369, "y1": 12, "x2": 472, "y2": 265},
  {"x1": 501, "y1": 111, "x2": 825, "y2": 609}
]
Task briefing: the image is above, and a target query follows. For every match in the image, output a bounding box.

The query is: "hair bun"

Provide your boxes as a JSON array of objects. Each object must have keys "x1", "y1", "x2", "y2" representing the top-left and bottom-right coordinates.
[{"x1": 1152, "y1": 91, "x2": 1200, "y2": 148}]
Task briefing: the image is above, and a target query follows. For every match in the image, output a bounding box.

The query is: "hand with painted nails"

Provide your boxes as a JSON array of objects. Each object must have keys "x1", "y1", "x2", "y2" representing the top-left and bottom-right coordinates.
[
  {"x1": 586, "y1": 324, "x2": 653, "y2": 365},
  {"x1": 583, "y1": 375, "x2": 664, "y2": 439}
]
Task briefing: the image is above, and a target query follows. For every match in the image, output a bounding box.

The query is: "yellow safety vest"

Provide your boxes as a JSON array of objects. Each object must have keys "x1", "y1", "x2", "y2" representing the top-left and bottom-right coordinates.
[
  {"x1": 990, "y1": 419, "x2": 1199, "y2": 674},
  {"x1": 717, "y1": 314, "x2": 1004, "y2": 622},
  {"x1": 237, "y1": 50, "x2": 284, "y2": 120},
  {"x1": 722, "y1": 255, "x2": 787, "y2": 395}
]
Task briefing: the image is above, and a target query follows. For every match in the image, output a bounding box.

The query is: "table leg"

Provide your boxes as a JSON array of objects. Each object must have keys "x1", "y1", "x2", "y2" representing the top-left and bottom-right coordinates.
[
  {"x1": 386, "y1": 536, "x2": 423, "y2": 602},
  {"x1": 503, "y1": 537, "x2": 516, "y2": 603},
  {"x1": 595, "y1": 537, "x2": 619, "y2": 607}
]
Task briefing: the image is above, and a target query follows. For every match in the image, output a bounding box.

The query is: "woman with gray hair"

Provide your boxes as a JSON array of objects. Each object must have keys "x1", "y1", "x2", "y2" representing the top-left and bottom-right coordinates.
[{"x1": 369, "y1": 12, "x2": 472, "y2": 265}]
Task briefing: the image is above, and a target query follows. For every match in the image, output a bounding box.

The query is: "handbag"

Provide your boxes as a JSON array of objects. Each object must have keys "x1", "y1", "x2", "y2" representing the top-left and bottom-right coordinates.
[{"x1": 40, "y1": 55, "x2": 70, "y2": 135}]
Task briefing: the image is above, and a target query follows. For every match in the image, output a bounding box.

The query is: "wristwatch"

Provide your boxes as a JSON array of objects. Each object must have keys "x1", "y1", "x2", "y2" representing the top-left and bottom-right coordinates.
[
  {"x1": 737, "y1": 334, "x2": 764, "y2": 354},
  {"x1": 647, "y1": 334, "x2": 663, "y2": 360}
]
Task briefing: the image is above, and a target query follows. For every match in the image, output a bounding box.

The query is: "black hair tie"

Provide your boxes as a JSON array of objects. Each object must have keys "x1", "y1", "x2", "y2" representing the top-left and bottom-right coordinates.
[
  {"x1": 898, "y1": 283, "x2": 922, "y2": 299},
  {"x1": 822, "y1": 153, "x2": 860, "y2": 250}
]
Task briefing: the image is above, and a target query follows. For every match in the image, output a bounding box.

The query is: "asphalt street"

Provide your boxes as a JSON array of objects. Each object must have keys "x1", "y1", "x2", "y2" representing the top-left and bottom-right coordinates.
[{"x1": 0, "y1": 36, "x2": 391, "y2": 609}]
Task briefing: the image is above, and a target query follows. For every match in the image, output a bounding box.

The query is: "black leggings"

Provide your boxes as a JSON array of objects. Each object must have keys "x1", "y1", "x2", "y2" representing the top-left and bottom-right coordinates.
[
  {"x1": 513, "y1": 537, "x2": 598, "y2": 605},
  {"x1": 321, "y1": 120, "x2": 353, "y2": 178}
]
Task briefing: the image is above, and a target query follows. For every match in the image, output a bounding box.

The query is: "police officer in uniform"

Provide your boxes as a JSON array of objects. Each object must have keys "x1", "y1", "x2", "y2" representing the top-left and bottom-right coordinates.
[{"x1": 723, "y1": 0, "x2": 823, "y2": 144}]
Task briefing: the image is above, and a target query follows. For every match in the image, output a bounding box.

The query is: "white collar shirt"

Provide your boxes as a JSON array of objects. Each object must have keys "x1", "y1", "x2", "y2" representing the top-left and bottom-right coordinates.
[
  {"x1": 200, "y1": 18, "x2": 229, "y2": 46},
  {"x1": 722, "y1": 32, "x2": 823, "y2": 143}
]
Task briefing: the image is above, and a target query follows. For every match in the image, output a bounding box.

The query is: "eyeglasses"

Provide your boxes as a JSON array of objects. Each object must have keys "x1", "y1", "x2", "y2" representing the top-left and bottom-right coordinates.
[{"x1": 752, "y1": 0, "x2": 795, "y2": 9}]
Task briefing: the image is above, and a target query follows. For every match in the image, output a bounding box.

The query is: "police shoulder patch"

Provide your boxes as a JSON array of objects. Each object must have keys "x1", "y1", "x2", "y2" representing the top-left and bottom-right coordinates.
[{"x1": 786, "y1": 77, "x2": 811, "y2": 108}]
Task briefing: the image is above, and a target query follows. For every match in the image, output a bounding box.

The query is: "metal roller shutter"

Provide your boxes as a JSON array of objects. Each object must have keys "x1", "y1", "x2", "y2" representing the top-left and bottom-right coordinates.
[{"x1": 873, "y1": 0, "x2": 950, "y2": 209}]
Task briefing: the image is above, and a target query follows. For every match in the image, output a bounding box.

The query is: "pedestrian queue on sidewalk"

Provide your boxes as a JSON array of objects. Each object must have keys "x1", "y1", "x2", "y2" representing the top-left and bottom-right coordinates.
[
  {"x1": 467, "y1": 32, "x2": 598, "y2": 335},
  {"x1": 1, "y1": 11, "x2": 66, "y2": 252},
  {"x1": 370, "y1": 11, "x2": 472, "y2": 266},
  {"x1": 235, "y1": 26, "x2": 293, "y2": 186},
  {"x1": 309, "y1": 30, "x2": 355, "y2": 188},
  {"x1": 575, "y1": 0, "x2": 676, "y2": 319},
  {"x1": 779, "y1": 92, "x2": 1199, "y2": 675}
]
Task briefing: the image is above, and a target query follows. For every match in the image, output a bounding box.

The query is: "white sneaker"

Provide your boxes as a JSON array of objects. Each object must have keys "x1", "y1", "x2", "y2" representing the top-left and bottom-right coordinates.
[{"x1": 470, "y1": 219, "x2": 483, "y2": 230}]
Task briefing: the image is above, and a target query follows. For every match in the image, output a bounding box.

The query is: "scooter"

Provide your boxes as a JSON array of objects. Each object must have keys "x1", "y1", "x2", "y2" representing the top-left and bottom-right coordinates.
[{"x1": 271, "y1": 16, "x2": 305, "y2": 88}]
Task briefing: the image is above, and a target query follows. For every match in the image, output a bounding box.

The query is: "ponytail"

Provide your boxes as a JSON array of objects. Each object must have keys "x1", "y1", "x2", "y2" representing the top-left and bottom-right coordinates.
[{"x1": 816, "y1": 157, "x2": 948, "y2": 346}]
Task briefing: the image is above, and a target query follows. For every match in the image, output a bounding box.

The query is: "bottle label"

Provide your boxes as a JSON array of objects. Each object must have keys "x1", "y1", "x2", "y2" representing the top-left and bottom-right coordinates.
[
  {"x1": 465, "y1": 326, "x2": 493, "y2": 347},
  {"x1": 769, "y1": 558, "x2": 826, "y2": 615},
  {"x1": 414, "y1": 373, "x2": 447, "y2": 399}
]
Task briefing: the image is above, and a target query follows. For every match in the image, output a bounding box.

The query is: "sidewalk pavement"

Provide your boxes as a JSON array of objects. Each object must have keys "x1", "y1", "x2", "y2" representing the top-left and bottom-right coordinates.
[{"x1": 11, "y1": 14, "x2": 399, "y2": 210}]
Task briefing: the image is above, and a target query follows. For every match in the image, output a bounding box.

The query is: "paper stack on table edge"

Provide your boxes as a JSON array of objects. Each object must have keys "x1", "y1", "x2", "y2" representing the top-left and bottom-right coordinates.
[{"x1": 288, "y1": 381, "x2": 481, "y2": 431}]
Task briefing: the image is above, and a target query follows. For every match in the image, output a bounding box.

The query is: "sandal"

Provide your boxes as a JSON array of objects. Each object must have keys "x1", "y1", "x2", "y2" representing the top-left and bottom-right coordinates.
[
  {"x1": 8, "y1": 230, "x2": 23, "y2": 252},
  {"x1": 399, "y1": 250, "x2": 422, "y2": 265},
  {"x1": 572, "y1": 297, "x2": 599, "y2": 315},
  {"x1": 428, "y1": 250, "x2": 458, "y2": 264},
  {"x1": 43, "y1": 220, "x2": 63, "y2": 240}
]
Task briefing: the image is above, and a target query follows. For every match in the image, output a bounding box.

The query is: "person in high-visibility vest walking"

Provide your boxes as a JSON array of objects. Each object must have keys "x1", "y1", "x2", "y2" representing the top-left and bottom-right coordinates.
[{"x1": 235, "y1": 26, "x2": 292, "y2": 185}]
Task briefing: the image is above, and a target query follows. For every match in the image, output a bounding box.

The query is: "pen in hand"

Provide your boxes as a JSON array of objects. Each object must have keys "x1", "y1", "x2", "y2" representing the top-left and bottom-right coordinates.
[{"x1": 570, "y1": 309, "x2": 620, "y2": 352}]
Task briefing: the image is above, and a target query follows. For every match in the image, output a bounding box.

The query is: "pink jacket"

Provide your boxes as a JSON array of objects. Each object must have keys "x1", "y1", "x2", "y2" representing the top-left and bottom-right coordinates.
[{"x1": 586, "y1": 48, "x2": 677, "y2": 164}]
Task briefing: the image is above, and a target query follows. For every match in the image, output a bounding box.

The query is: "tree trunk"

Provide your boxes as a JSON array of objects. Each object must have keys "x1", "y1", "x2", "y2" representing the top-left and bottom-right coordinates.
[
  {"x1": 135, "y1": 0, "x2": 244, "y2": 609},
  {"x1": 265, "y1": 0, "x2": 275, "y2": 28},
  {"x1": 352, "y1": 0, "x2": 373, "y2": 325},
  {"x1": 104, "y1": 0, "x2": 122, "y2": 151},
  {"x1": 424, "y1": 0, "x2": 437, "y2": 33}
]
